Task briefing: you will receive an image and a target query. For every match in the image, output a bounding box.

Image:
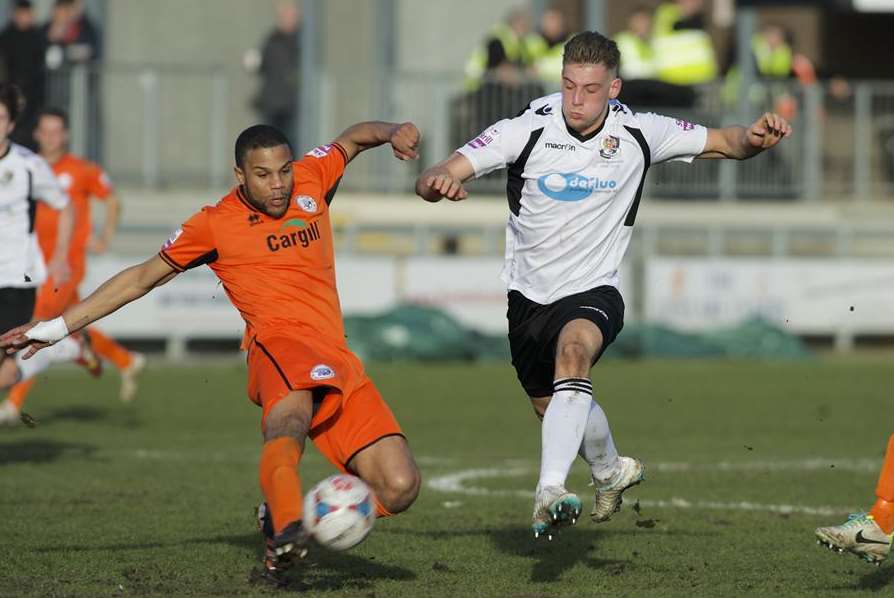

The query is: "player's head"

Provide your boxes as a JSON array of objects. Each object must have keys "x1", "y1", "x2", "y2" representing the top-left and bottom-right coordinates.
[
  {"x1": 12, "y1": 0, "x2": 35, "y2": 30},
  {"x1": 234, "y1": 124, "x2": 294, "y2": 218},
  {"x1": 561, "y1": 31, "x2": 621, "y2": 135},
  {"x1": 34, "y1": 108, "x2": 70, "y2": 156},
  {"x1": 628, "y1": 5, "x2": 653, "y2": 38},
  {"x1": 0, "y1": 84, "x2": 25, "y2": 147}
]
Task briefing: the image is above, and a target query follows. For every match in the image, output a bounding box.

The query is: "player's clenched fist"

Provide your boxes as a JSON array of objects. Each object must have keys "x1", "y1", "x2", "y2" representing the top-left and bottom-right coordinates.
[
  {"x1": 421, "y1": 173, "x2": 468, "y2": 201},
  {"x1": 389, "y1": 122, "x2": 420, "y2": 161},
  {"x1": 746, "y1": 112, "x2": 791, "y2": 150}
]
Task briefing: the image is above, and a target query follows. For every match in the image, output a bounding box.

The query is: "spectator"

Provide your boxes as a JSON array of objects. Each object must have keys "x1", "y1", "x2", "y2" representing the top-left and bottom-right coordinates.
[
  {"x1": 0, "y1": 0, "x2": 47, "y2": 149},
  {"x1": 652, "y1": 0, "x2": 718, "y2": 87},
  {"x1": 615, "y1": 6, "x2": 657, "y2": 81},
  {"x1": 44, "y1": 0, "x2": 101, "y2": 70},
  {"x1": 615, "y1": 6, "x2": 697, "y2": 109},
  {"x1": 527, "y1": 8, "x2": 570, "y2": 88},
  {"x1": 251, "y1": 1, "x2": 301, "y2": 147},
  {"x1": 463, "y1": 7, "x2": 534, "y2": 91},
  {"x1": 43, "y1": 0, "x2": 103, "y2": 160},
  {"x1": 723, "y1": 24, "x2": 817, "y2": 120}
]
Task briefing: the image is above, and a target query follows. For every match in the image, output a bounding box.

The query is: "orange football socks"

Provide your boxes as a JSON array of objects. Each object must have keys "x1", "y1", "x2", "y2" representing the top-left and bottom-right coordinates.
[
  {"x1": 259, "y1": 437, "x2": 303, "y2": 534},
  {"x1": 6, "y1": 378, "x2": 36, "y2": 409},
  {"x1": 87, "y1": 328, "x2": 133, "y2": 370},
  {"x1": 869, "y1": 434, "x2": 894, "y2": 534}
]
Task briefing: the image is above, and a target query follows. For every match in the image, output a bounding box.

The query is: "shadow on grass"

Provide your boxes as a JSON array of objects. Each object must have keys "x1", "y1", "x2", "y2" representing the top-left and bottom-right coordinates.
[
  {"x1": 378, "y1": 523, "x2": 717, "y2": 584},
  {"x1": 33, "y1": 531, "x2": 416, "y2": 593},
  {"x1": 0, "y1": 438, "x2": 96, "y2": 465},
  {"x1": 208, "y1": 532, "x2": 417, "y2": 593},
  {"x1": 856, "y1": 563, "x2": 894, "y2": 592},
  {"x1": 36, "y1": 405, "x2": 108, "y2": 424}
]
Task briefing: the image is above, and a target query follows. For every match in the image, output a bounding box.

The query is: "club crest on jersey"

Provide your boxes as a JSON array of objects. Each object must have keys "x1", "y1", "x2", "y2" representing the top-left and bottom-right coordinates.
[
  {"x1": 0, "y1": 170, "x2": 11, "y2": 185},
  {"x1": 310, "y1": 364, "x2": 335, "y2": 381},
  {"x1": 306, "y1": 144, "x2": 333, "y2": 158},
  {"x1": 599, "y1": 135, "x2": 620, "y2": 159},
  {"x1": 537, "y1": 173, "x2": 618, "y2": 202},
  {"x1": 295, "y1": 195, "x2": 317, "y2": 213},
  {"x1": 162, "y1": 227, "x2": 183, "y2": 249},
  {"x1": 57, "y1": 172, "x2": 73, "y2": 190}
]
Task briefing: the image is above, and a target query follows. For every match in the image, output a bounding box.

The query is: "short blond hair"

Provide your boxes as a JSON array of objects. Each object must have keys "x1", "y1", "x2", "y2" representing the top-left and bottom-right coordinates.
[{"x1": 563, "y1": 31, "x2": 620, "y2": 74}]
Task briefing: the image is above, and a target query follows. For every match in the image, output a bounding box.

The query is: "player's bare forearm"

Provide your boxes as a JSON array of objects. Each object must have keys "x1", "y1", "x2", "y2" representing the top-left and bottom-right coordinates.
[
  {"x1": 334, "y1": 121, "x2": 420, "y2": 162},
  {"x1": 62, "y1": 255, "x2": 176, "y2": 333},
  {"x1": 54, "y1": 201, "x2": 75, "y2": 255},
  {"x1": 700, "y1": 113, "x2": 792, "y2": 160},
  {"x1": 416, "y1": 153, "x2": 475, "y2": 202},
  {"x1": 100, "y1": 192, "x2": 121, "y2": 246}
]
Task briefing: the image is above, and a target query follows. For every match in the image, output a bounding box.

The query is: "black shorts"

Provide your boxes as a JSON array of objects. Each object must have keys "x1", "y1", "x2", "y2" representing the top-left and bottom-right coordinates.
[
  {"x1": 507, "y1": 285, "x2": 625, "y2": 397},
  {"x1": 0, "y1": 287, "x2": 36, "y2": 335}
]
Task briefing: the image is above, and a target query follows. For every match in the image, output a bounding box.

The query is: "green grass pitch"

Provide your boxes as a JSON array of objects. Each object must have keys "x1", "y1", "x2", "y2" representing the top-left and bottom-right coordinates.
[{"x1": 0, "y1": 357, "x2": 892, "y2": 596}]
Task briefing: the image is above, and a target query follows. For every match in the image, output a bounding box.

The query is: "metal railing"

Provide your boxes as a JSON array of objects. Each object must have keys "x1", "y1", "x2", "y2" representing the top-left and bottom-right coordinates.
[{"x1": 45, "y1": 64, "x2": 894, "y2": 202}]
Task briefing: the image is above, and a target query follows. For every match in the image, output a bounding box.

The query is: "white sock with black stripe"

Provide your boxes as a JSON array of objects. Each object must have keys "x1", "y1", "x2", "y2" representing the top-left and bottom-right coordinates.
[
  {"x1": 537, "y1": 377, "x2": 593, "y2": 491},
  {"x1": 577, "y1": 399, "x2": 620, "y2": 484}
]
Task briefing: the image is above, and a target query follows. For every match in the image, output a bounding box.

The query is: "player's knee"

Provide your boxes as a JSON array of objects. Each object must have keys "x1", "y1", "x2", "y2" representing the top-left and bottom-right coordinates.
[
  {"x1": 263, "y1": 407, "x2": 311, "y2": 443},
  {"x1": 379, "y1": 466, "x2": 421, "y2": 514},
  {"x1": 555, "y1": 340, "x2": 592, "y2": 373}
]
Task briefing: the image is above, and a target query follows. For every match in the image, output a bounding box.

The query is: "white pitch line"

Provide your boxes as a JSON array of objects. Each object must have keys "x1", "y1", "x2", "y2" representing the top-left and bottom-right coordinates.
[{"x1": 426, "y1": 468, "x2": 855, "y2": 516}]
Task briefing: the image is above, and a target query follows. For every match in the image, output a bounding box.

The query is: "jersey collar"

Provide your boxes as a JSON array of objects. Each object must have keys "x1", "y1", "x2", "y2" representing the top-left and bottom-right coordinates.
[{"x1": 562, "y1": 109, "x2": 608, "y2": 143}]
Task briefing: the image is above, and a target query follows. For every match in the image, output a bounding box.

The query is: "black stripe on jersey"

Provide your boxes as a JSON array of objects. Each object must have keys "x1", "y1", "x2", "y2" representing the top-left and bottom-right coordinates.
[
  {"x1": 325, "y1": 176, "x2": 342, "y2": 206},
  {"x1": 26, "y1": 170, "x2": 36, "y2": 233},
  {"x1": 332, "y1": 142, "x2": 349, "y2": 164},
  {"x1": 623, "y1": 125, "x2": 651, "y2": 227},
  {"x1": 506, "y1": 127, "x2": 544, "y2": 217},
  {"x1": 254, "y1": 340, "x2": 294, "y2": 391},
  {"x1": 158, "y1": 251, "x2": 185, "y2": 272},
  {"x1": 183, "y1": 249, "x2": 219, "y2": 270}
]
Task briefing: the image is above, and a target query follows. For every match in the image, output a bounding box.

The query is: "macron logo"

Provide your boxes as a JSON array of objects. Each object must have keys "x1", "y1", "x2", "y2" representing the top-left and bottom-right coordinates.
[{"x1": 545, "y1": 142, "x2": 575, "y2": 152}]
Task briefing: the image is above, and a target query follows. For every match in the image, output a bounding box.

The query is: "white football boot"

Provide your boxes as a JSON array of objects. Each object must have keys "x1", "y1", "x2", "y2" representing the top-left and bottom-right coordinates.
[
  {"x1": 816, "y1": 513, "x2": 892, "y2": 565},
  {"x1": 119, "y1": 352, "x2": 146, "y2": 403},
  {"x1": 0, "y1": 399, "x2": 21, "y2": 427},
  {"x1": 590, "y1": 456, "x2": 645, "y2": 523},
  {"x1": 532, "y1": 485, "x2": 582, "y2": 540}
]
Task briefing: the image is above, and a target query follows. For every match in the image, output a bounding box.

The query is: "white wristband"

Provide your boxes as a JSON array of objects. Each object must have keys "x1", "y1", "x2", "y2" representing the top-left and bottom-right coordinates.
[{"x1": 25, "y1": 317, "x2": 70, "y2": 344}]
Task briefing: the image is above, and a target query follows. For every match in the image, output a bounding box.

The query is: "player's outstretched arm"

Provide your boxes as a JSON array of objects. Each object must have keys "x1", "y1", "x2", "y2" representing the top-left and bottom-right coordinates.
[
  {"x1": 0, "y1": 254, "x2": 178, "y2": 359},
  {"x1": 415, "y1": 153, "x2": 475, "y2": 202},
  {"x1": 698, "y1": 112, "x2": 792, "y2": 160},
  {"x1": 333, "y1": 121, "x2": 420, "y2": 163}
]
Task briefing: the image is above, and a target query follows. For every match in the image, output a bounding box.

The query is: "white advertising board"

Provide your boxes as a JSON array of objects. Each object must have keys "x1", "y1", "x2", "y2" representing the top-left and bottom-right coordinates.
[{"x1": 646, "y1": 258, "x2": 894, "y2": 334}]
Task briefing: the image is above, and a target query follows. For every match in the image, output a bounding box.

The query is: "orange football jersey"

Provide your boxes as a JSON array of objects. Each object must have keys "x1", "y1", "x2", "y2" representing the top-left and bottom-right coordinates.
[
  {"x1": 35, "y1": 153, "x2": 113, "y2": 276},
  {"x1": 160, "y1": 143, "x2": 348, "y2": 347}
]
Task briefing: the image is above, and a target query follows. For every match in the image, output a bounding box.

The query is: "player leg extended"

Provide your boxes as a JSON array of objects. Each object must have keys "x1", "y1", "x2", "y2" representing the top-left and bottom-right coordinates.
[
  {"x1": 86, "y1": 327, "x2": 146, "y2": 402},
  {"x1": 816, "y1": 434, "x2": 894, "y2": 564},
  {"x1": 531, "y1": 318, "x2": 643, "y2": 539},
  {"x1": 257, "y1": 390, "x2": 315, "y2": 573}
]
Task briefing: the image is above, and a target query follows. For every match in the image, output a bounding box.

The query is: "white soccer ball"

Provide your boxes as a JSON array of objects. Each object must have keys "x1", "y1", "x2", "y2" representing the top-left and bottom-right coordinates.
[{"x1": 303, "y1": 474, "x2": 375, "y2": 551}]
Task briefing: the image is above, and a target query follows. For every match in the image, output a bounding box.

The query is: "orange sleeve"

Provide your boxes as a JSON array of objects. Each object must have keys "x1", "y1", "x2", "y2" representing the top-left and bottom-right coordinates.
[
  {"x1": 299, "y1": 142, "x2": 348, "y2": 204},
  {"x1": 158, "y1": 208, "x2": 217, "y2": 272},
  {"x1": 86, "y1": 162, "x2": 114, "y2": 200}
]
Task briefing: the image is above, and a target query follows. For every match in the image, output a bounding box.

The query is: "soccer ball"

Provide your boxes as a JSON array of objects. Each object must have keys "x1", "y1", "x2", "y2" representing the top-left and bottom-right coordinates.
[{"x1": 303, "y1": 474, "x2": 375, "y2": 551}]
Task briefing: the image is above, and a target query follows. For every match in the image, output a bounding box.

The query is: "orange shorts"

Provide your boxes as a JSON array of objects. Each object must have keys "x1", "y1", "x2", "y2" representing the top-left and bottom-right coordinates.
[
  {"x1": 246, "y1": 334, "x2": 403, "y2": 471},
  {"x1": 33, "y1": 271, "x2": 83, "y2": 320}
]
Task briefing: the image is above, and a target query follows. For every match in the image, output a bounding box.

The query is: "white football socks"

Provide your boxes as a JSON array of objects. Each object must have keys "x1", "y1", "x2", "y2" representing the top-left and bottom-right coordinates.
[
  {"x1": 537, "y1": 377, "x2": 593, "y2": 491},
  {"x1": 577, "y1": 398, "x2": 620, "y2": 484},
  {"x1": 14, "y1": 336, "x2": 81, "y2": 381}
]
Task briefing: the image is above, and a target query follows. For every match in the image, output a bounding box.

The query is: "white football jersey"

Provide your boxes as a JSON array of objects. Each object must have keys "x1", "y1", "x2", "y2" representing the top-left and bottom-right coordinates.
[
  {"x1": 0, "y1": 143, "x2": 69, "y2": 288},
  {"x1": 457, "y1": 93, "x2": 707, "y2": 304}
]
